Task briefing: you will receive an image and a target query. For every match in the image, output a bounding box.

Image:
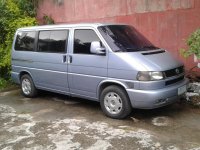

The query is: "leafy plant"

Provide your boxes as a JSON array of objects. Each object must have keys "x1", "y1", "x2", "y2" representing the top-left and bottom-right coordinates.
[
  {"x1": 0, "y1": 0, "x2": 37, "y2": 88},
  {"x1": 0, "y1": 78, "x2": 7, "y2": 90},
  {"x1": 43, "y1": 14, "x2": 55, "y2": 24},
  {"x1": 0, "y1": 78, "x2": 12, "y2": 90},
  {"x1": 181, "y1": 28, "x2": 200, "y2": 59}
]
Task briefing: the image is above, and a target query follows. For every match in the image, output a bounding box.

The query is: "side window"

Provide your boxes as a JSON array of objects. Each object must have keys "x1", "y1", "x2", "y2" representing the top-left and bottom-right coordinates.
[
  {"x1": 49, "y1": 30, "x2": 68, "y2": 53},
  {"x1": 74, "y1": 29, "x2": 101, "y2": 54},
  {"x1": 14, "y1": 31, "x2": 35, "y2": 51},
  {"x1": 38, "y1": 31, "x2": 50, "y2": 52},
  {"x1": 38, "y1": 30, "x2": 68, "y2": 53}
]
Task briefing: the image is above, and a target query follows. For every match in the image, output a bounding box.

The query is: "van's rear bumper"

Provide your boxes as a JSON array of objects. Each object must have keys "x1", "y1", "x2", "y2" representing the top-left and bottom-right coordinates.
[{"x1": 127, "y1": 78, "x2": 189, "y2": 109}]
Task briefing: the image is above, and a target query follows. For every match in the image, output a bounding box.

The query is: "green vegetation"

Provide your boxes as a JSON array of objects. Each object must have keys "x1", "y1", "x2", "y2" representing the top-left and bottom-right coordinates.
[
  {"x1": 0, "y1": 0, "x2": 38, "y2": 89},
  {"x1": 0, "y1": 78, "x2": 13, "y2": 90},
  {"x1": 181, "y1": 28, "x2": 200, "y2": 59},
  {"x1": 43, "y1": 14, "x2": 55, "y2": 24}
]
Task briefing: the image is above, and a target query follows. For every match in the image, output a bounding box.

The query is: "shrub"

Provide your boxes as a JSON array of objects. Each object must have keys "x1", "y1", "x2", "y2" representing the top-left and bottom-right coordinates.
[
  {"x1": 181, "y1": 28, "x2": 200, "y2": 59},
  {"x1": 0, "y1": 0, "x2": 37, "y2": 81}
]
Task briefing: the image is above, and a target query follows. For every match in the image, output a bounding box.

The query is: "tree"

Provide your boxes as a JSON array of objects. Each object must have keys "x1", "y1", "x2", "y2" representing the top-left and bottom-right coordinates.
[{"x1": 0, "y1": 0, "x2": 37, "y2": 79}]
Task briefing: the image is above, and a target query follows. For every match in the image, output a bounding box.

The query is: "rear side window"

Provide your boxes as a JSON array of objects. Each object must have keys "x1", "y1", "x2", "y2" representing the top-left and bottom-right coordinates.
[
  {"x1": 14, "y1": 31, "x2": 36, "y2": 51},
  {"x1": 74, "y1": 29, "x2": 101, "y2": 54},
  {"x1": 38, "y1": 30, "x2": 68, "y2": 53}
]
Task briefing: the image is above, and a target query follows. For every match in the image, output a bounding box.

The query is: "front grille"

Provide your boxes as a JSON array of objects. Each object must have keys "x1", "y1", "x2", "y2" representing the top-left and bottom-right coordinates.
[
  {"x1": 165, "y1": 76, "x2": 184, "y2": 86},
  {"x1": 164, "y1": 66, "x2": 184, "y2": 78}
]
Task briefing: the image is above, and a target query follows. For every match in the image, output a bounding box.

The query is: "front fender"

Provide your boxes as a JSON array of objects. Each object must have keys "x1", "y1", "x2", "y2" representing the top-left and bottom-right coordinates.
[{"x1": 97, "y1": 79, "x2": 130, "y2": 99}]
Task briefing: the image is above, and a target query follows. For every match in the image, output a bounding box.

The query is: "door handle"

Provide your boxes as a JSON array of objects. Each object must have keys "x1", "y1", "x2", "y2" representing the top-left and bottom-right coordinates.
[
  {"x1": 67, "y1": 55, "x2": 72, "y2": 64},
  {"x1": 62, "y1": 55, "x2": 67, "y2": 63}
]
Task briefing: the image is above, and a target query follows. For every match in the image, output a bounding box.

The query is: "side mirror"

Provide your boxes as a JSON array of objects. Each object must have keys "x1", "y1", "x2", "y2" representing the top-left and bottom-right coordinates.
[{"x1": 90, "y1": 41, "x2": 106, "y2": 55}]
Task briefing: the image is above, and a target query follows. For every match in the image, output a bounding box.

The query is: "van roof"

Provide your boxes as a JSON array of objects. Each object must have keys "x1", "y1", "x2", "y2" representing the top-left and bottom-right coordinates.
[{"x1": 17, "y1": 23, "x2": 127, "y2": 31}]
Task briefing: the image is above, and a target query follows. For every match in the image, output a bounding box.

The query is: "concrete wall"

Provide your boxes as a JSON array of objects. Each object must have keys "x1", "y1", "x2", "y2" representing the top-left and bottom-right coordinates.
[{"x1": 37, "y1": 0, "x2": 200, "y2": 71}]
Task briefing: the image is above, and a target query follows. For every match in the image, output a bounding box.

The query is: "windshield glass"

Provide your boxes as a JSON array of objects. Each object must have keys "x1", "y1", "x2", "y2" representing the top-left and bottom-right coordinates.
[{"x1": 98, "y1": 25, "x2": 159, "y2": 52}]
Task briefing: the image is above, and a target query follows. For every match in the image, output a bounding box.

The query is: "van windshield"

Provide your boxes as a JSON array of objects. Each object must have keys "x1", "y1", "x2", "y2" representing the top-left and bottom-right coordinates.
[{"x1": 98, "y1": 25, "x2": 159, "y2": 52}]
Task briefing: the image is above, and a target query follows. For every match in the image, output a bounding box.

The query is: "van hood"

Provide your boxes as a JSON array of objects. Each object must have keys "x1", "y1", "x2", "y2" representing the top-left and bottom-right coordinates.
[{"x1": 108, "y1": 49, "x2": 183, "y2": 71}]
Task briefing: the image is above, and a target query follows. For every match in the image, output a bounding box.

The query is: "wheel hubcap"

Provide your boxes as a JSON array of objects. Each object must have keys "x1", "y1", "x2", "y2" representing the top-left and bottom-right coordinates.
[
  {"x1": 22, "y1": 79, "x2": 31, "y2": 95},
  {"x1": 104, "y1": 92, "x2": 122, "y2": 115}
]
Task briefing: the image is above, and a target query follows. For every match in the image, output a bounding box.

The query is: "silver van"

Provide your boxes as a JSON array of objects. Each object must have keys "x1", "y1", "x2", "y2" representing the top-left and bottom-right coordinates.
[{"x1": 11, "y1": 23, "x2": 188, "y2": 119}]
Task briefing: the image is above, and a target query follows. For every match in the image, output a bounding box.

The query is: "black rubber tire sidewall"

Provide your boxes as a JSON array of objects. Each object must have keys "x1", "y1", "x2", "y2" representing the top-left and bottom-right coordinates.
[
  {"x1": 100, "y1": 85, "x2": 132, "y2": 119},
  {"x1": 21, "y1": 74, "x2": 37, "y2": 98}
]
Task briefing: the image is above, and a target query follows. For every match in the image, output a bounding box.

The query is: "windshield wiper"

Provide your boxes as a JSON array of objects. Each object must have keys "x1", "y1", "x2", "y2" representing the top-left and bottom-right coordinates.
[
  {"x1": 114, "y1": 47, "x2": 141, "y2": 52},
  {"x1": 114, "y1": 46, "x2": 156, "y2": 52}
]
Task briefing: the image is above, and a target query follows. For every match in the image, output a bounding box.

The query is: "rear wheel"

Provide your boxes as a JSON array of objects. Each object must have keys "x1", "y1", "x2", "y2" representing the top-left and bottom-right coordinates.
[
  {"x1": 100, "y1": 85, "x2": 132, "y2": 119},
  {"x1": 21, "y1": 74, "x2": 38, "y2": 98}
]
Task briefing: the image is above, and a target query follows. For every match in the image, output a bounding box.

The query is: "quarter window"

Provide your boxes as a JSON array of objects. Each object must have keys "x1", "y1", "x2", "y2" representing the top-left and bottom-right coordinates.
[
  {"x1": 14, "y1": 31, "x2": 35, "y2": 51},
  {"x1": 74, "y1": 29, "x2": 101, "y2": 54},
  {"x1": 38, "y1": 30, "x2": 69, "y2": 53}
]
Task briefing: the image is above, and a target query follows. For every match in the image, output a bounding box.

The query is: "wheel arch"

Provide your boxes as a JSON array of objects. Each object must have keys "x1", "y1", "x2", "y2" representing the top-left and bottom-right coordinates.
[
  {"x1": 97, "y1": 80, "x2": 128, "y2": 100},
  {"x1": 19, "y1": 70, "x2": 33, "y2": 82}
]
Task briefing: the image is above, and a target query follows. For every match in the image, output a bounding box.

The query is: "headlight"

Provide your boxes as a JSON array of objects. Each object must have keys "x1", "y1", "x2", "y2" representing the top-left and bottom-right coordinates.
[{"x1": 137, "y1": 71, "x2": 164, "y2": 81}]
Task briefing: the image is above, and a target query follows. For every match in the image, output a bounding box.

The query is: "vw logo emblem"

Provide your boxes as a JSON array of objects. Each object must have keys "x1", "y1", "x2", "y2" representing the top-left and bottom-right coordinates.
[{"x1": 175, "y1": 68, "x2": 180, "y2": 74}]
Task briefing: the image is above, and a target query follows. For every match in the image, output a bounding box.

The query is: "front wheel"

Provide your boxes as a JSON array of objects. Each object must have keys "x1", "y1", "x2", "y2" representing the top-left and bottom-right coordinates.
[
  {"x1": 21, "y1": 74, "x2": 38, "y2": 98},
  {"x1": 100, "y1": 85, "x2": 132, "y2": 119}
]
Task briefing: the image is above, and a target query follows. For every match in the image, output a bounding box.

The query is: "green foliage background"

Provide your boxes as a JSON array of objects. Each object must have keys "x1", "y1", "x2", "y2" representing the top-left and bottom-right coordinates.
[
  {"x1": 0, "y1": 0, "x2": 37, "y2": 84},
  {"x1": 181, "y1": 28, "x2": 200, "y2": 59}
]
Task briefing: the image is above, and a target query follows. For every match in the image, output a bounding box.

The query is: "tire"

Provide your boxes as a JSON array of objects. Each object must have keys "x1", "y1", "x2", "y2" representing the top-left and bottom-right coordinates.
[
  {"x1": 100, "y1": 85, "x2": 132, "y2": 119},
  {"x1": 20, "y1": 74, "x2": 38, "y2": 98}
]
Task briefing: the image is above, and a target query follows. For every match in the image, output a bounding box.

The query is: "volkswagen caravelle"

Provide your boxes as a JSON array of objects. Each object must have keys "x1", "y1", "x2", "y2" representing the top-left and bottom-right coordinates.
[{"x1": 11, "y1": 23, "x2": 188, "y2": 119}]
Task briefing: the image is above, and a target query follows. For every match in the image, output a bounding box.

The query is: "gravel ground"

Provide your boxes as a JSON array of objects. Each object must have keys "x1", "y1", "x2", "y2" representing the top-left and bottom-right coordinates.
[{"x1": 0, "y1": 89, "x2": 200, "y2": 150}]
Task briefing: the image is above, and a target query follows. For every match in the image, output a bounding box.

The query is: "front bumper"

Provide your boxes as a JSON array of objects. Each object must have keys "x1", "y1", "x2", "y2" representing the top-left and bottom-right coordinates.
[{"x1": 127, "y1": 78, "x2": 189, "y2": 109}]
